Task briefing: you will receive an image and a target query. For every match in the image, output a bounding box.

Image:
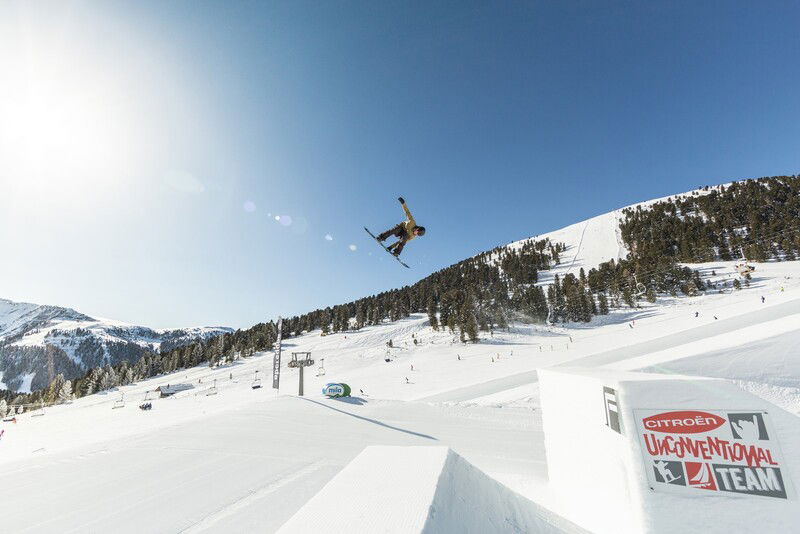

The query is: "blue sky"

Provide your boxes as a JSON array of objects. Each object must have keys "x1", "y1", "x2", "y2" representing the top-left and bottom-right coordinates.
[{"x1": 1, "y1": 1, "x2": 799, "y2": 328}]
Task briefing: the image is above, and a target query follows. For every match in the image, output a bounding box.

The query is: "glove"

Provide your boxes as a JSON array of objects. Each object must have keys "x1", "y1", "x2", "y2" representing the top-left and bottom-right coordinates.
[{"x1": 398, "y1": 197, "x2": 405, "y2": 204}]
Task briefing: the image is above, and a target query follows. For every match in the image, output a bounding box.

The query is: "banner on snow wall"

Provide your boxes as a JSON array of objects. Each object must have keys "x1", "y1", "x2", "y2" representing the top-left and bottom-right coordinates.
[{"x1": 635, "y1": 409, "x2": 793, "y2": 499}]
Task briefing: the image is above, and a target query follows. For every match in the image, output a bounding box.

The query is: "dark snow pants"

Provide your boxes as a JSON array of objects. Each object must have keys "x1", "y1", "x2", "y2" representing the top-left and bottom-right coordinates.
[{"x1": 378, "y1": 223, "x2": 407, "y2": 255}]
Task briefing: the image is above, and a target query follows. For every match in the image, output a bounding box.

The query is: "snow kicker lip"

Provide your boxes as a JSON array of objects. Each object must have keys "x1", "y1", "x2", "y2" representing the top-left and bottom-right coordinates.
[{"x1": 643, "y1": 410, "x2": 726, "y2": 434}]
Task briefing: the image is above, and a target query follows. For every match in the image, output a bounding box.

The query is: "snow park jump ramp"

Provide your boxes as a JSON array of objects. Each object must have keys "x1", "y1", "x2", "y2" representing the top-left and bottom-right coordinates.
[
  {"x1": 280, "y1": 369, "x2": 800, "y2": 534},
  {"x1": 276, "y1": 445, "x2": 588, "y2": 534},
  {"x1": 539, "y1": 368, "x2": 800, "y2": 534}
]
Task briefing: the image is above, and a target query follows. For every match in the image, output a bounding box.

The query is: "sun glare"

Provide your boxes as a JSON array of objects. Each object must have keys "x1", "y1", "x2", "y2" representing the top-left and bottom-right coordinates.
[{"x1": 0, "y1": 13, "x2": 139, "y2": 197}]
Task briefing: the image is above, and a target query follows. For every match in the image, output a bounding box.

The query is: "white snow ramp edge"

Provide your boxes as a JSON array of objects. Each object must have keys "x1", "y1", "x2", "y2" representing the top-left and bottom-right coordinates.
[{"x1": 277, "y1": 446, "x2": 586, "y2": 534}]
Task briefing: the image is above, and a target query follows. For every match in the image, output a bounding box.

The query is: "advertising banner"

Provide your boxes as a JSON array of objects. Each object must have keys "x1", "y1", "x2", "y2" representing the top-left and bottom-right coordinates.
[{"x1": 635, "y1": 409, "x2": 792, "y2": 499}]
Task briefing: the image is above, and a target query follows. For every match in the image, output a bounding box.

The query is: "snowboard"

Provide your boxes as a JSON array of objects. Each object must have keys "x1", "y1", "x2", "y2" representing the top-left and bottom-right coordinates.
[{"x1": 364, "y1": 227, "x2": 410, "y2": 268}]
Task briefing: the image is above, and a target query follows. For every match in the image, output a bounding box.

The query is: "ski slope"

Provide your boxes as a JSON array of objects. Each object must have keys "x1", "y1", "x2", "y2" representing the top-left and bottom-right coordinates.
[{"x1": 503, "y1": 185, "x2": 723, "y2": 287}]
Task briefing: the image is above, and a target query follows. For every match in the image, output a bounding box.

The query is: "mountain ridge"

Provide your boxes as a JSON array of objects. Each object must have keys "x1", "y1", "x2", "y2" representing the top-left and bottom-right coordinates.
[{"x1": 0, "y1": 297, "x2": 232, "y2": 393}]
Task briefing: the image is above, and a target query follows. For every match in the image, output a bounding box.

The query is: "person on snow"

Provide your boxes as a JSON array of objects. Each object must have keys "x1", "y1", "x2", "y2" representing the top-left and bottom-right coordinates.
[{"x1": 376, "y1": 197, "x2": 426, "y2": 257}]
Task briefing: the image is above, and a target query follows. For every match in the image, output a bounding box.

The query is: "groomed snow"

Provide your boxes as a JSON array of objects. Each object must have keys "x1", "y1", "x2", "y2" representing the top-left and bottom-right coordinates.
[{"x1": 279, "y1": 446, "x2": 587, "y2": 534}]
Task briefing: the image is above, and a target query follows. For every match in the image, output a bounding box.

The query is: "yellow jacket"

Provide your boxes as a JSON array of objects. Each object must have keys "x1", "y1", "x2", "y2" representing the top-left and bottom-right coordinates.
[{"x1": 400, "y1": 202, "x2": 417, "y2": 242}]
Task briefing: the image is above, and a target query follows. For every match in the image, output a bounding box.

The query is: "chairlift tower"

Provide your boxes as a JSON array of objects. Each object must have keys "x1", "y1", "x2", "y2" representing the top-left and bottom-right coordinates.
[{"x1": 289, "y1": 352, "x2": 315, "y2": 396}]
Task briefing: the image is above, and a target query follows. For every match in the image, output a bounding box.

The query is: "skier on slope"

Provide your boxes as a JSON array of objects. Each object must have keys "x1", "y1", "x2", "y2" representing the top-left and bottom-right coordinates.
[{"x1": 376, "y1": 197, "x2": 426, "y2": 257}]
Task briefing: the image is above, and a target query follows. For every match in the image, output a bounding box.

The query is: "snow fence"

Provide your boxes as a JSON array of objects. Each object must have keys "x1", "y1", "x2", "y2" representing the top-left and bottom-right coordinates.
[
  {"x1": 277, "y1": 445, "x2": 587, "y2": 534},
  {"x1": 539, "y1": 367, "x2": 800, "y2": 534}
]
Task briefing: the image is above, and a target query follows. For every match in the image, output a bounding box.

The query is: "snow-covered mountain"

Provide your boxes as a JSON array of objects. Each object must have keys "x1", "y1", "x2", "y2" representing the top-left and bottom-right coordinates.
[
  {"x1": 499, "y1": 184, "x2": 725, "y2": 285},
  {"x1": 0, "y1": 298, "x2": 232, "y2": 393}
]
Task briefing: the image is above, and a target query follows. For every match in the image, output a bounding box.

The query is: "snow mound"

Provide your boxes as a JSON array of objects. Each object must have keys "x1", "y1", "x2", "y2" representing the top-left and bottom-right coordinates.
[{"x1": 277, "y1": 446, "x2": 586, "y2": 534}]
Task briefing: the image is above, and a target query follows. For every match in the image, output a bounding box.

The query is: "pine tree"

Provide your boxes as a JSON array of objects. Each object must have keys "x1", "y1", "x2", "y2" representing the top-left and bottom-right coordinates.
[
  {"x1": 121, "y1": 367, "x2": 133, "y2": 386},
  {"x1": 99, "y1": 366, "x2": 117, "y2": 391},
  {"x1": 460, "y1": 292, "x2": 479, "y2": 343},
  {"x1": 81, "y1": 368, "x2": 102, "y2": 396},
  {"x1": 58, "y1": 380, "x2": 73, "y2": 403},
  {"x1": 447, "y1": 314, "x2": 457, "y2": 334},
  {"x1": 46, "y1": 374, "x2": 66, "y2": 404},
  {"x1": 0, "y1": 399, "x2": 7, "y2": 418},
  {"x1": 622, "y1": 286, "x2": 635, "y2": 308},
  {"x1": 355, "y1": 305, "x2": 366, "y2": 330},
  {"x1": 579, "y1": 290, "x2": 591, "y2": 322},
  {"x1": 598, "y1": 293, "x2": 609, "y2": 315},
  {"x1": 645, "y1": 286, "x2": 657, "y2": 303},
  {"x1": 426, "y1": 296, "x2": 439, "y2": 331}
]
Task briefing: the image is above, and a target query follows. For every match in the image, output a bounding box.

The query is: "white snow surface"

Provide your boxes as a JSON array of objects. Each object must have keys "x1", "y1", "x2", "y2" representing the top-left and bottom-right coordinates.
[{"x1": 279, "y1": 446, "x2": 586, "y2": 534}]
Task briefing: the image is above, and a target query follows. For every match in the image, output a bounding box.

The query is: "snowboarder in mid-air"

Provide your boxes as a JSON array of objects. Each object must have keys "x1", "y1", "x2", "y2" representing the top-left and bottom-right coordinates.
[{"x1": 376, "y1": 197, "x2": 426, "y2": 257}]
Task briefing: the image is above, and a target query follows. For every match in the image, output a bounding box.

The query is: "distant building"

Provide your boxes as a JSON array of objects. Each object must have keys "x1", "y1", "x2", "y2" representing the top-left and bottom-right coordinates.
[{"x1": 158, "y1": 384, "x2": 193, "y2": 398}]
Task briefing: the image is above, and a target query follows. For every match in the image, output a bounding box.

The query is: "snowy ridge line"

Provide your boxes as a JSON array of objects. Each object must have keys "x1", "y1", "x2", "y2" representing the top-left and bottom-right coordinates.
[
  {"x1": 502, "y1": 184, "x2": 726, "y2": 255},
  {"x1": 0, "y1": 295, "x2": 234, "y2": 393}
]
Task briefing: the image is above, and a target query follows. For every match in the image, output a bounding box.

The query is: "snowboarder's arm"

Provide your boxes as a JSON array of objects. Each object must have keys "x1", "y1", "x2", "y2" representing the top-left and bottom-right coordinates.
[{"x1": 399, "y1": 197, "x2": 414, "y2": 222}]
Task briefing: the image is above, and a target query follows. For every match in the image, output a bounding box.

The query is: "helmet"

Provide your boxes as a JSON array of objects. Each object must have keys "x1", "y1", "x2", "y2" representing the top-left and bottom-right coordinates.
[{"x1": 415, "y1": 226, "x2": 426, "y2": 236}]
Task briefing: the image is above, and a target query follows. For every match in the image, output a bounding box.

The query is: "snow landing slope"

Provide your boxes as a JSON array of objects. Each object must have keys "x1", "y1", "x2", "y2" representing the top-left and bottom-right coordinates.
[{"x1": 0, "y1": 298, "x2": 232, "y2": 392}]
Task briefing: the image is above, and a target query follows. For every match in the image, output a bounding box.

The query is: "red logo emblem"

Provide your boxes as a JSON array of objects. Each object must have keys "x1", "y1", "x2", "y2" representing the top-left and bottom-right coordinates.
[
  {"x1": 642, "y1": 411, "x2": 725, "y2": 434},
  {"x1": 685, "y1": 462, "x2": 718, "y2": 491}
]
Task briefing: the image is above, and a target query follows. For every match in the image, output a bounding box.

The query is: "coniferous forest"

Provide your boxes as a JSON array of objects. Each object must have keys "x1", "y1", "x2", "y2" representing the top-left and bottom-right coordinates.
[{"x1": 5, "y1": 175, "x2": 799, "y2": 410}]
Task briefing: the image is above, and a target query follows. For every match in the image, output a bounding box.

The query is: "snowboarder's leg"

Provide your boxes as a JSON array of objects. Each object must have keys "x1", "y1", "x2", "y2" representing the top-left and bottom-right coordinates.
[
  {"x1": 388, "y1": 240, "x2": 406, "y2": 256},
  {"x1": 377, "y1": 223, "x2": 405, "y2": 242}
]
